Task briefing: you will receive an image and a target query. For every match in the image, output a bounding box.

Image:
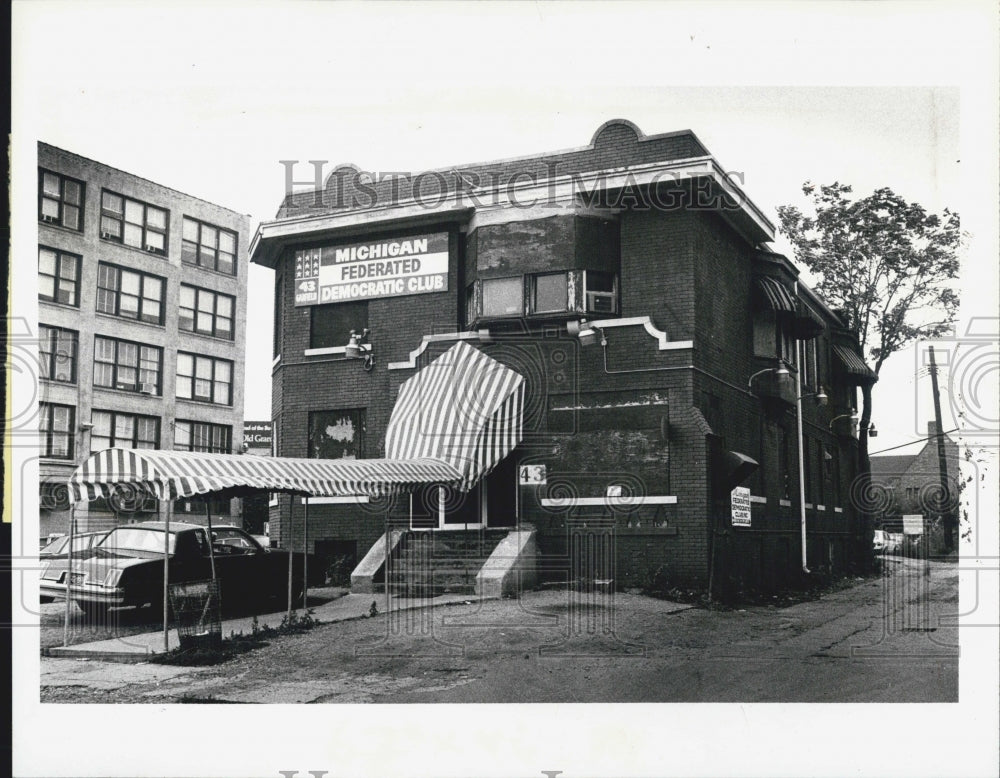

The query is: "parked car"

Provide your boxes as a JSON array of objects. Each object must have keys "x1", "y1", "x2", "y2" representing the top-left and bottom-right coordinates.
[
  {"x1": 873, "y1": 530, "x2": 889, "y2": 553},
  {"x1": 39, "y1": 531, "x2": 110, "y2": 603},
  {"x1": 39, "y1": 521, "x2": 323, "y2": 616}
]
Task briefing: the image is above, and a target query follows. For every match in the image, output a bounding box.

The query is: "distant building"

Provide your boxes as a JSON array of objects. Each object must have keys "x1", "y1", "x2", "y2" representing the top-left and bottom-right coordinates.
[
  {"x1": 870, "y1": 422, "x2": 960, "y2": 537},
  {"x1": 250, "y1": 120, "x2": 877, "y2": 597},
  {"x1": 37, "y1": 142, "x2": 249, "y2": 540}
]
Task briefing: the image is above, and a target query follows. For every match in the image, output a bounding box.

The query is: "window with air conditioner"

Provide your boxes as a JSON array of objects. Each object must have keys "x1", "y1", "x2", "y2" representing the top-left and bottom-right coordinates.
[
  {"x1": 100, "y1": 190, "x2": 168, "y2": 255},
  {"x1": 584, "y1": 270, "x2": 618, "y2": 315},
  {"x1": 530, "y1": 272, "x2": 569, "y2": 314},
  {"x1": 93, "y1": 336, "x2": 162, "y2": 395},
  {"x1": 38, "y1": 169, "x2": 84, "y2": 231}
]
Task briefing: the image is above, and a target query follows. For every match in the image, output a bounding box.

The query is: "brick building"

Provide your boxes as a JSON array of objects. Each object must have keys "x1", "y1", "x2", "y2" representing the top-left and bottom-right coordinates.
[
  {"x1": 870, "y1": 422, "x2": 960, "y2": 541},
  {"x1": 250, "y1": 120, "x2": 875, "y2": 596},
  {"x1": 37, "y1": 142, "x2": 249, "y2": 541}
]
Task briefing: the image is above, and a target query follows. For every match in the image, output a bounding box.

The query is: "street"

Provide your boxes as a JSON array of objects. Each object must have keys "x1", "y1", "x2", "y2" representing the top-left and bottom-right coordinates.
[{"x1": 40, "y1": 558, "x2": 958, "y2": 703}]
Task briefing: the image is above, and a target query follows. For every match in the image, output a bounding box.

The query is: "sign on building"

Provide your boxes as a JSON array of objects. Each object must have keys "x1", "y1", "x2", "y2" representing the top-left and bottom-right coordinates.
[
  {"x1": 731, "y1": 486, "x2": 751, "y2": 527},
  {"x1": 902, "y1": 514, "x2": 925, "y2": 535},
  {"x1": 519, "y1": 464, "x2": 547, "y2": 486},
  {"x1": 243, "y1": 421, "x2": 273, "y2": 454},
  {"x1": 293, "y1": 232, "x2": 449, "y2": 306}
]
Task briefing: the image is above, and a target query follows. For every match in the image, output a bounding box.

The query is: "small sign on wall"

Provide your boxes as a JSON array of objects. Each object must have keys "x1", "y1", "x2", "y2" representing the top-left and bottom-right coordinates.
[
  {"x1": 902, "y1": 514, "x2": 924, "y2": 535},
  {"x1": 519, "y1": 464, "x2": 547, "y2": 486},
  {"x1": 731, "y1": 486, "x2": 751, "y2": 527}
]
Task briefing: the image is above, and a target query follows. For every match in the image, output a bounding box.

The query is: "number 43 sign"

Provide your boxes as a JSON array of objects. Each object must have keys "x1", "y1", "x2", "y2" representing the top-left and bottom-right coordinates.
[{"x1": 519, "y1": 465, "x2": 547, "y2": 486}]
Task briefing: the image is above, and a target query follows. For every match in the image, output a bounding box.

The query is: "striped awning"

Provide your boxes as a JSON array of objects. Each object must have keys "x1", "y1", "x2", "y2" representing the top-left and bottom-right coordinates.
[
  {"x1": 68, "y1": 448, "x2": 463, "y2": 505},
  {"x1": 753, "y1": 276, "x2": 796, "y2": 314},
  {"x1": 385, "y1": 340, "x2": 524, "y2": 491},
  {"x1": 833, "y1": 344, "x2": 878, "y2": 384}
]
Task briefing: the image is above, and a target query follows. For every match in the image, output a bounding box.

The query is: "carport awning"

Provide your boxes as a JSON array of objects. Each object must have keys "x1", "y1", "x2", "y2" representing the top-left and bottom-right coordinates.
[
  {"x1": 67, "y1": 448, "x2": 463, "y2": 504},
  {"x1": 385, "y1": 340, "x2": 524, "y2": 491}
]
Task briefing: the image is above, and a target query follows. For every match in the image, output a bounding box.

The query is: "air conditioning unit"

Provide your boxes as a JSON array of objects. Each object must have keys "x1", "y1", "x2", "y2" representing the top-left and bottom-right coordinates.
[
  {"x1": 140, "y1": 383, "x2": 156, "y2": 395},
  {"x1": 144, "y1": 245, "x2": 159, "y2": 252},
  {"x1": 116, "y1": 381, "x2": 132, "y2": 391},
  {"x1": 41, "y1": 214, "x2": 57, "y2": 223},
  {"x1": 586, "y1": 291, "x2": 618, "y2": 314},
  {"x1": 101, "y1": 231, "x2": 116, "y2": 239}
]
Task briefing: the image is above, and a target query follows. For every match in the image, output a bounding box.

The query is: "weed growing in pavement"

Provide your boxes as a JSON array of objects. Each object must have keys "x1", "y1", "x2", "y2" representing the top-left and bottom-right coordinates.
[{"x1": 151, "y1": 609, "x2": 321, "y2": 666}]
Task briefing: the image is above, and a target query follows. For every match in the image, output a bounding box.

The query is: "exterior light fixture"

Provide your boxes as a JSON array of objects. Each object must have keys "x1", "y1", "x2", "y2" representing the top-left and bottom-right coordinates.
[
  {"x1": 747, "y1": 363, "x2": 790, "y2": 390},
  {"x1": 567, "y1": 319, "x2": 603, "y2": 347},
  {"x1": 79, "y1": 421, "x2": 94, "y2": 432},
  {"x1": 345, "y1": 329, "x2": 375, "y2": 371},
  {"x1": 867, "y1": 423, "x2": 878, "y2": 437},
  {"x1": 828, "y1": 413, "x2": 858, "y2": 431}
]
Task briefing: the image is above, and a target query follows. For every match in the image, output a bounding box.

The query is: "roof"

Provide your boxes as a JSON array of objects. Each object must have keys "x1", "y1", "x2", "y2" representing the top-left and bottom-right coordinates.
[{"x1": 869, "y1": 455, "x2": 915, "y2": 480}]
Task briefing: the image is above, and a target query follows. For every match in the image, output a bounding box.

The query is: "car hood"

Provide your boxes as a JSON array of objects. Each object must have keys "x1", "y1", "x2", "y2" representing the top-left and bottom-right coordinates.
[{"x1": 41, "y1": 550, "x2": 156, "y2": 582}]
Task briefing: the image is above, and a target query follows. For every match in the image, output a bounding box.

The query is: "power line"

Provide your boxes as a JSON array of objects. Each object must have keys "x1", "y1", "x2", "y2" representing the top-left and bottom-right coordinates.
[{"x1": 869, "y1": 429, "x2": 960, "y2": 456}]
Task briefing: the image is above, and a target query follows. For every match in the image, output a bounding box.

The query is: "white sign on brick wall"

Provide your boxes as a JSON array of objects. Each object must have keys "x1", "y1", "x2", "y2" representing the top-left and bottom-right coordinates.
[{"x1": 731, "y1": 486, "x2": 751, "y2": 527}]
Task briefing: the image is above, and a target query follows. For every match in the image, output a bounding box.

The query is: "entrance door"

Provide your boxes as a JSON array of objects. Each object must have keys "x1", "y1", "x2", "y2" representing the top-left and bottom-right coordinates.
[{"x1": 485, "y1": 455, "x2": 518, "y2": 528}]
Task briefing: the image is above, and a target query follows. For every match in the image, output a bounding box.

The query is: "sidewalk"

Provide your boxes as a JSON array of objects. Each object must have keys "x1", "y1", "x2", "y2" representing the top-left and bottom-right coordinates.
[{"x1": 44, "y1": 589, "x2": 481, "y2": 663}]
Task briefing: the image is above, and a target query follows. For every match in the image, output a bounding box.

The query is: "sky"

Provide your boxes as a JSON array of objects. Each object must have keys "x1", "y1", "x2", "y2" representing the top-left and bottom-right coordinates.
[{"x1": 10, "y1": 2, "x2": 1000, "y2": 777}]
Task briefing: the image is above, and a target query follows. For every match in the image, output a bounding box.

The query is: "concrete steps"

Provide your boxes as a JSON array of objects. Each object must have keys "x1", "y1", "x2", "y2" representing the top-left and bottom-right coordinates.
[{"x1": 386, "y1": 530, "x2": 509, "y2": 597}]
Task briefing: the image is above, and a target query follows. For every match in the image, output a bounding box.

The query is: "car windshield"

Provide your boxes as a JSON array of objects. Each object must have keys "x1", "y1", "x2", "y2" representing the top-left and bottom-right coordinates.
[
  {"x1": 40, "y1": 536, "x2": 70, "y2": 555},
  {"x1": 98, "y1": 527, "x2": 176, "y2": 554}
]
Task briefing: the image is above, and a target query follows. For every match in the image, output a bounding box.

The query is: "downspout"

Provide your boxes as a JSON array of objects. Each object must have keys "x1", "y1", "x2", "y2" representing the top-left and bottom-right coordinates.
[{"x1": 795, "y1": 302, "x2": 810, "y2": 575}]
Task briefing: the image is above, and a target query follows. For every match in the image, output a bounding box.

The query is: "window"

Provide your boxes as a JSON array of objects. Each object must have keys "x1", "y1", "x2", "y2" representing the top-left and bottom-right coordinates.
[
  {"x1": 481, "y1": 277, "x2": 523, "y2": 318},
  {"x1": 100, "y1": 190, "x2": 168, "y2": 254},
  {"x1": 39, "y1": 403, "x2": 74, "y2": 459},
  {"x1": 179, "y1": 285, "x2": 235, "y2": 339},
  {"x1": 753, "y1": 309, "x2": 795, "y2": 364},
  {"x1": 39, "y1": 169, "x2": 84, "y2": 231},
  {"x1": 174, "y1": 420, "x2": 232, "y2": 454},
  {"x1": 530, "y1": 272, "x2": 569, "y2": 314},
  {"x1": 176, "y1": 352, "x2": 232, "y2": 405},
  {"x1": 39, "y1": 325, "x2": 78, "y2": 383},
  {"x1": 38, "y1": 247, "x2": 80, "y2": 306},
  {"x1": 174, "y1": 497, "x2": 232, "y2": 517},
  {"x1": 93, "y1": 336, "x2": 162, "y2": 394},
  {"x1": 309, "y1": 301, "x2": 368, "y2": 349},
  {"x1": 308, "y1": 409, "x2": 365, "y2": 459},
  {"x1": 96, "y1": 263, "x2": 165, "y2": 324},
  {"x1": 182, "y1": 217, "x2": 237, "y2": 274},
  {"x1": 90, "y1": 410, "x2": 160, "y2": 451},
  {"x1": 584, "y1": 270, "x2": 618, "y2": 314}
]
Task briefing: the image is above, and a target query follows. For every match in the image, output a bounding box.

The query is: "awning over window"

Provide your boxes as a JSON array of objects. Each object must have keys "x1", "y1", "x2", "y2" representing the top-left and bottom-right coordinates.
[
  {"x1": 792, "y1": 302, "x2": 826, "y2": 339},
  {"x1": 68, "y1": 448, "x2": 463, "y2": 504},
  {"x1": 753, "y1": 276, "x2": 796, "y2": 314},
  {"x1": 833, "y1": 344, "x2": 878, "y2": 384},
  {"x1": 385, "y1": 340, "x2": 525, "y2": 491}
]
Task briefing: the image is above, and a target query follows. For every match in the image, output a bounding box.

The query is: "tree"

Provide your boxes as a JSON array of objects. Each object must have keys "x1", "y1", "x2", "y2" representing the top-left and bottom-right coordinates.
[{"x1": 777, "y1": 183, "x2": 961, "y2": 549}]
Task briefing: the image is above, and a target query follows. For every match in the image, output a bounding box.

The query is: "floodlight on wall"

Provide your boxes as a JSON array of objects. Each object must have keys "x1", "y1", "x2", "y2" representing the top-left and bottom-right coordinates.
[
  {"x1": 566, "y1": 319, "x2": 604, "y2": 347},
  {"x1": 345, "y1": 329, "x2": 375, "y2": 371},
  {"x1": 79, "y1": 421, "x2": 94, "y2": 432}
]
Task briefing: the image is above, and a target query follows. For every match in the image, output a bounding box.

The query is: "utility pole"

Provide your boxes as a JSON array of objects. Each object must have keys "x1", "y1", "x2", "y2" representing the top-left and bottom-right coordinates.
[{"x1": 927, "y1": 346, "x2": 953, "y2": 551}]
